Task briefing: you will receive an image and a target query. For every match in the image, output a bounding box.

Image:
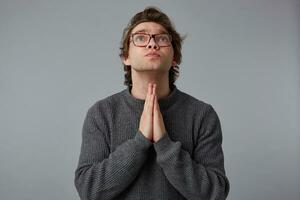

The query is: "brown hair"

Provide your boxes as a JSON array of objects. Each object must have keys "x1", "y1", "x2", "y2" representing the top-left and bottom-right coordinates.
[{"x1": 119, "y1": 7, "x2": 184, "y2": 89}]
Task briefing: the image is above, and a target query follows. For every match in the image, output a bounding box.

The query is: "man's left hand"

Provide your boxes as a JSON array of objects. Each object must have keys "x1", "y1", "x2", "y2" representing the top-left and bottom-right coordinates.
[{"x1": 152, "y1": 84, "x2": 167, "y2": 142}]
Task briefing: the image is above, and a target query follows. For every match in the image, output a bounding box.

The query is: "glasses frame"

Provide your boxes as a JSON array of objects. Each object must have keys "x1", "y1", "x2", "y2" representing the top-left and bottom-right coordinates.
[{"x1": 130, "y1": 32, "x2": 172, "y2": 47}]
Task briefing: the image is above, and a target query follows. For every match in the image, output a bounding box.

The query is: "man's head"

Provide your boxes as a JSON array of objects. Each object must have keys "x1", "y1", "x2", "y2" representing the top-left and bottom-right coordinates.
[{"x1": 120, "y1": 7, "x2": 184, "y2": 88}]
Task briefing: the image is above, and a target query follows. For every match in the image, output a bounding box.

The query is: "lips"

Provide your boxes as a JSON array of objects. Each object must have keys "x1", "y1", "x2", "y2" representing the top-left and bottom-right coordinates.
[{"x1": 145, "y1": 52, "x2": 160, "y2": 57}]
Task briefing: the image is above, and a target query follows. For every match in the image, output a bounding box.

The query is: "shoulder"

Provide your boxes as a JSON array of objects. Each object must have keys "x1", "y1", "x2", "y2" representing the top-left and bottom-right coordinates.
[
  {"x1": 86, "y1": 89, "x2": 125, "y2": 117},
  {"x1": 176, "y1": 89, "x2": 221, "y2": 125},
  {"x1": 177, "y1": 89, "x2": 212, "y2": 113},
  {"x1": 177, "y1": 90, "x2": 222, "y2": 135}
]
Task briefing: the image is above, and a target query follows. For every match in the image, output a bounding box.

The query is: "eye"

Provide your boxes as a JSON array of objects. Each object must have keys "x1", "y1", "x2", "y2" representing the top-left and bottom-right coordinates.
[
  {"x1": 156, "y1": 35, "x2": 169, "y2": 43},
  {"x1": 134, "y1": 34, "x2": 147, "y2": 42}
]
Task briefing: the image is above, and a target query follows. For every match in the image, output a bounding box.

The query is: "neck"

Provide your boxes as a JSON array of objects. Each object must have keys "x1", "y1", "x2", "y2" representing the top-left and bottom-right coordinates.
[{"x1": 130, "y1": 70, "x2": 171, "y2": 100}]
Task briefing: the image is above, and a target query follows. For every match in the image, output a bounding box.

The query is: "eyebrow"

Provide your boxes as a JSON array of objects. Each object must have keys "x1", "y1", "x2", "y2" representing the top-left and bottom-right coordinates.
[{"x1": 133, "y1": 29, "x2": 168, "y2": 34}]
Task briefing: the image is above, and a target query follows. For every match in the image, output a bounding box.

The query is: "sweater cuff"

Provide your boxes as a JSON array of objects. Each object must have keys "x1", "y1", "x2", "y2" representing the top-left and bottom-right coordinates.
[
  {"x1": 154, "y1": 134, "x2": 182, "y2": 166},
  {"x1": 134, "y1": 130, "x2": 153, "y2": 149},
  {"x1": 153, "y1": 133, "x2": 174, "y2": 154}
]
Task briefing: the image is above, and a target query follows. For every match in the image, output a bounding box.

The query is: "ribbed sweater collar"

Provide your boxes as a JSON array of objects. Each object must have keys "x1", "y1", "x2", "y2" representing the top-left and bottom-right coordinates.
[{"x1": 121, "y1": 85, "x2": 180, "y2": 112}]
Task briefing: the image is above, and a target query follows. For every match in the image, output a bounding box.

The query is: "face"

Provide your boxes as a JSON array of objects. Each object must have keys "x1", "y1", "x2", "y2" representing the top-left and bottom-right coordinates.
[{"x1": 123, "y1": 22, "x2": 176, "y2": 73}]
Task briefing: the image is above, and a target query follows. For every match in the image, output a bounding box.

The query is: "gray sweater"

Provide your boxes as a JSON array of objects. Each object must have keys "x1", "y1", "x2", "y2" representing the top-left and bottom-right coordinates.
[{"x1": 74, "y1": 85, "x2": 230, "y2": 200}]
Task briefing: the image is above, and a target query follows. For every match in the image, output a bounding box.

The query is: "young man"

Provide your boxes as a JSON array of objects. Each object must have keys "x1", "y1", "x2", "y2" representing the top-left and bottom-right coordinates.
[{"x1": 75, "y1": 7, "x2": 230, "y2": 200}]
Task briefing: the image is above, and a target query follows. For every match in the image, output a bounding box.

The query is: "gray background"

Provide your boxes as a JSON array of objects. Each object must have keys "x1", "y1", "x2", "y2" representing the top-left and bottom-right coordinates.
[{"x1": 1, "y1": 0, "x2": 299, "y2": 199}]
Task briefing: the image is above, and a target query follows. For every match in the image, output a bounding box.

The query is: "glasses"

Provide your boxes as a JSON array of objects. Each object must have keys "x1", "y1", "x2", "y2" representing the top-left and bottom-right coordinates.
[{"x1": 131, "y1": 33, "x2": 172, "y2": 47}]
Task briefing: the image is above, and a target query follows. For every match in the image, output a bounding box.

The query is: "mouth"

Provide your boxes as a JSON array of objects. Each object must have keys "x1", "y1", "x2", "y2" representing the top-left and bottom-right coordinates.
[{"x1": 145, "y1": 52, "x2": 160, "y2": 58}]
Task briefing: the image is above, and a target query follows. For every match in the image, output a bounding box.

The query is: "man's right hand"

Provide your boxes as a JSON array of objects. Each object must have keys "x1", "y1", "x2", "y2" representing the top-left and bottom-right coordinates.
[{"x1": 139, "y1": 83, "x2": 154, "y2": 141}]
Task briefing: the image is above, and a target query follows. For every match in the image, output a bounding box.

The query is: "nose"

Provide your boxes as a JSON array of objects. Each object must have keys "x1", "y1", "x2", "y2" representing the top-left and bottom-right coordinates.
[{"x1": 146, "y1": 37, "x2": 159, "y2": 50}]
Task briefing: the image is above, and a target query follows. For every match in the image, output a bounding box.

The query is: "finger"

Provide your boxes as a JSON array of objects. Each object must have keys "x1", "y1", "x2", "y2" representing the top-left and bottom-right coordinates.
[
  {"x1": 148, "y1": 90, "x2": 154, "y2": 114},
  {"x1": 148, "y1": 83, "x2": 152, "y2": 95},
  {"x1": 154, "y1": 94, "x2": 160, "y2": 113},
  {"x1": 149, "y1": 92, "x2": 154, "y2": 110},
  {"x1": 149, "y1": 84, "x2": 155, "y2": 111},
  {"x1": 153, "y1": 95, "x2": 157, "y2": 112},
  {"x1": 151, "y1": 84, "x2": 155, "y2": 112},
  {"x1": 150, "y1": 83, "x2": 154, "y2": 95},
  {"x1": 146, "y1": 85, "x2": 154, "y2": 112},
  {"x1": 152, "y1": 85, "x2": 156, "y2": 113},
  {"x1": 153, "y1": 84, "x2": 156, "y2": 96},
  {"x1": 144, "y1": 84, "x2": 151, "y2": 111}
]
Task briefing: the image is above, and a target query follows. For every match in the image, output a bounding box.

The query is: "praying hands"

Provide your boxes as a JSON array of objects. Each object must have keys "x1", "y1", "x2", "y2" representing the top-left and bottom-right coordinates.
[{"x1": 139, "y1": 83, "x2": 167, "y2": 142}]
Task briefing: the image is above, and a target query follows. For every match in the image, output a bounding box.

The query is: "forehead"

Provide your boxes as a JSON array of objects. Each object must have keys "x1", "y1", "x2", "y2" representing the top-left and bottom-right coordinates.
[{"x1": 131, "y1": 22, "x2": 168, "y2": 34}]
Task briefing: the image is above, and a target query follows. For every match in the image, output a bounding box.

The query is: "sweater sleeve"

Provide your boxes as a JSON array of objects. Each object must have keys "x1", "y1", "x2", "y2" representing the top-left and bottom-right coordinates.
[
  {"x1": 153, "y1": 105, "x2": 230, "y2": 200},
  {"x1": 74, "y1": 108, "x2": 152, "y2": 200}
]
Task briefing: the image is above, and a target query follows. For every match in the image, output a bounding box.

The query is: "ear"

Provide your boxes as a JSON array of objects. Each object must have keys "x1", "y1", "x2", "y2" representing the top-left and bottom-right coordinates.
[
  {"x1": 172, "y1": 60, "x2": 177, "y2": 66},
  {"x1": 123, "y1": 56, "x2": 131, "y2": 66}
]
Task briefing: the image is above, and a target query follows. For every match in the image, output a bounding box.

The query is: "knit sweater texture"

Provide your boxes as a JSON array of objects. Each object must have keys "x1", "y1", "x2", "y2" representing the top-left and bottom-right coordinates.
[{"x1": 74, "y1": 85, "x2": 230, "y2": 200}]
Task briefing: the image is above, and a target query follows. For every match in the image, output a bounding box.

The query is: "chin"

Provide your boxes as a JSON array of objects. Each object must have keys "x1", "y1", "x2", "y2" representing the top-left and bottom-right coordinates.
[{"x1": 132, "y1": 63, "x2": 170, "y2": 72}]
